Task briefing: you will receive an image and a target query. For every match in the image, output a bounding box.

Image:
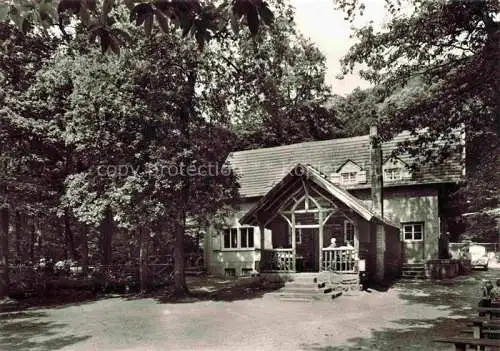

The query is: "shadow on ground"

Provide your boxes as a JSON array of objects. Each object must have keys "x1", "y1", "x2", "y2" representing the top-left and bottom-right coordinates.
[
  {"x1": 153, "y1": 275, "x2": 285, "y2": 304},
  {"x1": 301, "y1": 316, "x2": 466, "y2": 351},
  {"x1": 301, "y1": 270, "x2": 495, "y2": 351},
  {"x1": 0, "y1": 310, "x2": 91, "y2": 351}
]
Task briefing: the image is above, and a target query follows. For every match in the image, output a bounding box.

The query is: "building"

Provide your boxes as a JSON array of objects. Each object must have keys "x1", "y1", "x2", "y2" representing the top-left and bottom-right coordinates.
[{"x1": 204, "y1": 128, "x2": 463, "y2": 282}]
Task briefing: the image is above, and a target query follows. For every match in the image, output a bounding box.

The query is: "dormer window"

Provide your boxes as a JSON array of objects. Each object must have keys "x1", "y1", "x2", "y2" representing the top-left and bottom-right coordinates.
[
  {"x1": 384, "y1": 167, "x2": 402, "y2": 181},
  {"x1": 331, "y1": 160, "x2": 366, "y2": 185},
  {"x1": 341, "y1": 172, "x2": 358, "y2": 185},
  {"x1": 383, "y1": 156, "x2": 412, "y2": 182}
]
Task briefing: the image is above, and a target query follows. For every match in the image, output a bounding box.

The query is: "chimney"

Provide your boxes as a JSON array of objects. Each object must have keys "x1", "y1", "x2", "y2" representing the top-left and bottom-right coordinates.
[
  {"x1": 370, "y1": 125, "x2": 386, "y2": 283},
  {"x1": 370, "y1": 126, "x2": 384, "y2": 217}
]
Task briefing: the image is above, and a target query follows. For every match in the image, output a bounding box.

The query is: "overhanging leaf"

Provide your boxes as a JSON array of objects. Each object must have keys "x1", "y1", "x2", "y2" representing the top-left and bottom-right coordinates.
[
  {"x1": 102, "y1": 0, "x2": 114, "y2": 17},
  {"x1": 124, "y1": 0, "x2": 136, "y2": 11},
  {"x1": 100, "y1": 32, "x2": 110, "y2": 53},
  {"x1": 79, "y1": 5, "x2": 91, "y2": 25},
  {"x1": 232, "y1": 0, "x2": 250, "y2": 19},
  {"x1": 21, "y1": 16, "x2": 31, "y2": 33},
  {"x1": 154, "y1": 9, "x2": 169, "y2": 33},
  {"x1": 230, "y1": 12, "x2": 240, "y2": 34},
  {"x1": 57, "y1": 0, "x2": 81, "y2": 15},
  {"x1": 0, "y1": 3, "x2": 11, "y2": 22},
  {"x1": 144, "y1": 12, "x2": 153, "y2": 35},
  {"x1": 111, "y1": 28, "x2": 132, "y2": 44},
  {"x1": 131, "y1": 3, "x2": 153, "y2": 26},
  {"x1": 195, "y1": 28, "x2": 205, "y2": 50},
  {"x1": 108, "y1": 33, "x2": 120, "y2": 55},
  {"x1": 246, "y1": 5, "x2": 259, "y2": 35},
  {"x1": 181, "y1": 19, "x2": 194, "y2": 37},
  {"x1": 259, "y1": 1, "x2": 273, "y2": 25}
]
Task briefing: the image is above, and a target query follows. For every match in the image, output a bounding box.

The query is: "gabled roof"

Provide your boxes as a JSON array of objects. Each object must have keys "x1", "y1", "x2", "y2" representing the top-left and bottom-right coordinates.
[
  {"x1": 383, "y1": 155, "x2": 409, "y2": 167},
  {"x1": 226, "y1": 132, "x2": 463, "y2": 198},
  {"x1": 336, "y1": 159, "x2": 363, "y2": 172},
  {"x1": 239, "y1": 164, "x2": 398, "y2": 228}
]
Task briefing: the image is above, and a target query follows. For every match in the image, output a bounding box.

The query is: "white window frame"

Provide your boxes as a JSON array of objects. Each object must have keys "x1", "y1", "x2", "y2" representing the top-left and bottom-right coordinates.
[
  {"x1": 288, "y1": 226, "x2": 302, "y2": 245},
  {"x1": 240, "y1": 227, "x2": 255, "y2": 248},
  {"x1": 384, "y1": 167, "x2": 402, "y2": 181},
  {"x1": 344, "y1": 220, "x2": 355, "y2": 244},
  {"x1": 222, "y1": 226, "x2": 255, "y2": 250},
  {"x1": 402, "y1": 222, "x2": 424, "y2": 242},
  {"x1": 223, "y1": 228, "x2": 238, "y2": 249},
  {"x1": 340, "y1": 172, "x2": 358, "y2": 185}
]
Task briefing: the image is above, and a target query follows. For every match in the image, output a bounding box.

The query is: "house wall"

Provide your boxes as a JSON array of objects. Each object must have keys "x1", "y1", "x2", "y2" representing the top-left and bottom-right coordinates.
[
  {"x1": 206, "y1": 184, "x2": 439, "y2": 275},
  {"x1": 385, "y1": 224, "x2": 402, "y2": 278},
  {"x1": 205, "y1": 199, "x2": 272, "y2": 277},
  {"x1": 352, "y1": 186, "x2": 440, "y2": 262}
]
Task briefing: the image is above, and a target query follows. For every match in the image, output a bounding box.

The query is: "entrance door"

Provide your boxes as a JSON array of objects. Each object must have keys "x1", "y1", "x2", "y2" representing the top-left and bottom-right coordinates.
[
  {"x1": 296, "y1": 227, "x2": 319, "y2": 272},
  {"x1": 402, "y1": 222, "x2": 425, "y2": 263}
]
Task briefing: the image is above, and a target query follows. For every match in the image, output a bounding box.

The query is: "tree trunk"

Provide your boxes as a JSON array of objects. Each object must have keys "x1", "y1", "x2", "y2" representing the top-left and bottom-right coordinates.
[
  {"x1": 14, "y1": 210, "x2": 21, "y2": 264},
  {"x1": 29, "y1": 219, "x2": 35, "y2": 264},
  {"x1": 37, "y1": 222, "x2": 43, "y2": 259},
  {"x1": 172, "y1": 65, "x2": 197, "y2": 297},
  {"x1": 80, "y1": 227, "x2": 89, "y2": 275},
  {"x1": 99, "y1": 206, "x2": 113, "y2": 266},
  {"x1": 482, "y1": 13, "x2": 500, "y2": 140},
  {"x1": 173, "y1": 211, "x2": 188, "y2": 296},
  {"x1": 64, "y1": 211, "x2": 77, "y2": 260},
  {"x1": 139, "y1": 229, "x2": 147, "y2": 293},
  {"x1": 0, "y1": 206, "x2": 9, "y2": 298}
]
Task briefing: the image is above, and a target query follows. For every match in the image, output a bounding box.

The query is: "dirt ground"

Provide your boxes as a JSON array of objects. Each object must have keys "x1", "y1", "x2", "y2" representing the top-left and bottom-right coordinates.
[{"x1": 0, "y1": 269, "x2": 498, "y2": 351}]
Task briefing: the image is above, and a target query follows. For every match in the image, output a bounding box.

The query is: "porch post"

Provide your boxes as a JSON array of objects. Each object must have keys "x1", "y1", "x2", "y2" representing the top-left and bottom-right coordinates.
[
  {"x1": 291, "y1": 213, "x2": 296, "y2": 272},
  {"x1": 318, "y1": 211, "x2": 323, "y2": 271},
  {"x1": 354, "y1": 222, "x2": 360, "y2": 252},
  {"x1": 259, "y1": 222, "x2": 265, "y2": 273}
]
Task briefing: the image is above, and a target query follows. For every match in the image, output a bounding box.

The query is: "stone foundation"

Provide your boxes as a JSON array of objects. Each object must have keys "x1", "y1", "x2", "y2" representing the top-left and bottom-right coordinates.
[{"x1": 425, "y1": 259, "x2": 472, "y2": 279}]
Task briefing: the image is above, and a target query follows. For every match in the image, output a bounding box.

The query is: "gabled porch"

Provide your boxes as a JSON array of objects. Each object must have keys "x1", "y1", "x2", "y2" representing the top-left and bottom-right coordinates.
[{"x1": 240, "y1": 164, "x2": 400, "y2": 281}]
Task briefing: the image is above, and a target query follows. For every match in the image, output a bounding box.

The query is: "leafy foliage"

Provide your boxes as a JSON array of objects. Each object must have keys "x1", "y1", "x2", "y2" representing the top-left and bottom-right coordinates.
[
  {"x1": 0, "y1": 0, "x2": 275, "y2": 52},
  {"x1": 197, "y1": 1, "x2": 341, "y2": 149},
  {"x1": 337, "y1": 0, "x2": 500, "y2": 238},
  {"x1": 330, "y1": 87, "x2": 382, "y2": 137}
]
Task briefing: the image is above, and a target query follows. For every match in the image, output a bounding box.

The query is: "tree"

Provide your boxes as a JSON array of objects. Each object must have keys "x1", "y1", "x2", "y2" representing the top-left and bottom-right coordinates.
[
  {"x1": 337, "y1": 0, "x2": 499, "y2": 238},
  {"x1": 0, "y1": 0, "x2": 274, "y2": 52},
  {"x1": 197, "y1": 1, "x2": 341, "y2": 149},
  {"x1": 330, "y1": 87, "x2": 382, "y2": 137},
  {"x1": 16, "y1": 22, "x2": 240, "y2": 294},
  {"x1": 0, "y1": 22, "x2": 62, "y2": 297}
]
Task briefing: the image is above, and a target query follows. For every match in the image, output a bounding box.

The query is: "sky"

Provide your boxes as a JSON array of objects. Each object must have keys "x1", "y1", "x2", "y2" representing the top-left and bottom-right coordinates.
[{"x1": 290, "y1": 0, "x2": 388, "y2": 96}]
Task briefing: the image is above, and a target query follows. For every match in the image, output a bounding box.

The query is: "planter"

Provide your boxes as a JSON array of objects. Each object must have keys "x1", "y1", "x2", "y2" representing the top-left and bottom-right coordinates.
[{"x1": 425, "y1": 259, "x2": 468, "y2": 279}]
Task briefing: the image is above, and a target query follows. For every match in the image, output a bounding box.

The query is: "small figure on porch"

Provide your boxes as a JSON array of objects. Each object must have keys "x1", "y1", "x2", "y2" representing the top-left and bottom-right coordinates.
[
  {"x1": 490, "y1": 279, "x2": 500, "y2": 303},
  {"x1": 329, "y1": 238, "x2": 337, "y2": 248},
  {"x1": 479, "y1": 279, "x2": 496, "y2": 315}
]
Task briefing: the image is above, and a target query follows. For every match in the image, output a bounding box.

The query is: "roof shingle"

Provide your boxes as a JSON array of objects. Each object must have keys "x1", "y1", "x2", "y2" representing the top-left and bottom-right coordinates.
[{"x1": 227, "y1": 133, "x2": 463, "y2": 198}]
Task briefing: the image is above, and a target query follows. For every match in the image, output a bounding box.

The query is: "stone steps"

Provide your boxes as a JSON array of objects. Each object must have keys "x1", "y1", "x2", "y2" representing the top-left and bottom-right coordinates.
[
  {"x1": 401, "y1": 263, "x2": 427, "y2": 280},
  {"x1": 265, "y1": 273, "x2": 360, "y2": 301}
]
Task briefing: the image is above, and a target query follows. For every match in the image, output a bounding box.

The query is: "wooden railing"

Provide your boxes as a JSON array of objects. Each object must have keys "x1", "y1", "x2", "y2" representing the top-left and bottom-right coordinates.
[
  {"x1": 322, "y1": 247, "x2": 357, "y2": 272},
  {"x1": 261, "y1": 249, "x2": 294, "y2": 272}
]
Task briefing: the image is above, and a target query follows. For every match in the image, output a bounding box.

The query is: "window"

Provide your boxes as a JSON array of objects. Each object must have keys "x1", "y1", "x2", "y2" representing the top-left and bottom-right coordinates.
[
  {"x1": 384, "y1": 167, "x2": 402, "y2": 181},
  {"x1": 240, "y1": 227, "x2": 254, "y2": 248},
  {"x1": 341, "y1": 172, "x2": 357, "y2": 185},
  {"x1": 223, "y1": 228, "x2": 238, "y2": 248},
  {"x1": 288, "y1": 227, "x2": 302, "y2": 245},
  {"x1": 344, "y1": 221, "x2": 355, "y2": 244},
  {"x1": 223, "y1": 227, "x2": 255, "y2": 249},
  {"x1": 402, "y1": 222, "x2": 424, "y2": 241}
]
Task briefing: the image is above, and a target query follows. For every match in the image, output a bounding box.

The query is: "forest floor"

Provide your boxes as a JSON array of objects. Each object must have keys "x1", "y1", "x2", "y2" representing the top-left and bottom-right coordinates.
[{"x1": 0, "y1": 268, "x2": 497, "y2": 351}]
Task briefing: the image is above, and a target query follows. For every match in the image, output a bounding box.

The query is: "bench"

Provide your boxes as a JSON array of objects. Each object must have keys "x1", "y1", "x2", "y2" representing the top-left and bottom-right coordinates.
[
  {"x1": 466, "y1": 319, "x2": 500, "y2": 339},
  {"x1": 477, "y1": 307, "x2": 500, "y2": 320},
  {"x1": 434, "y1": 337, "x2": 500, "y2": 350},
  {"x1": 461, "y1": 328, "x2": 500, "y2": 338}
]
